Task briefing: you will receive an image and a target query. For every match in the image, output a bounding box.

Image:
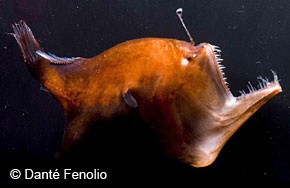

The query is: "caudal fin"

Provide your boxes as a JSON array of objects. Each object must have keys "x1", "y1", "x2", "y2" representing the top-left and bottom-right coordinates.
[
  {"x1": 12, "y1": 20, "x2": 43, "y2": 63},
  {"x1": 13, "y1": 20, "x2": 86, "y2": 65}
]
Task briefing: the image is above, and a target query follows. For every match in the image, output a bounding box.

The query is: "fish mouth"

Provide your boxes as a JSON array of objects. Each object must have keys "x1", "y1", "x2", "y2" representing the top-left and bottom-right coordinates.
[
  {"x1": 204, "y1": 43, "x2": 282, "y2": 102},
  {"x1": 186, "y1": 43, "x2": 282, "y2": 168}
]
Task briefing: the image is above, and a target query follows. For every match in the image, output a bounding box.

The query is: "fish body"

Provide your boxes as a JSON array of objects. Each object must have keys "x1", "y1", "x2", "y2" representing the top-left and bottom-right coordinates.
[{"x1": 12, "y1": 21, "x2": 281, "y2": 167}]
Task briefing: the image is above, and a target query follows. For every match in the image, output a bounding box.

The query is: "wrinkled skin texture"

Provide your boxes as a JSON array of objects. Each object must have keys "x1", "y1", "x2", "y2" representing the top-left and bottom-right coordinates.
[{"x1": 13, "y1": 21, "x2": 281, "y2": 167}]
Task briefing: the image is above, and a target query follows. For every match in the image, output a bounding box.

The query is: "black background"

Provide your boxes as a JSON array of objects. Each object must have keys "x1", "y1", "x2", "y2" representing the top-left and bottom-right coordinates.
[{"x1": 0, "y1": 0, "x2": 290, "y2": 185}]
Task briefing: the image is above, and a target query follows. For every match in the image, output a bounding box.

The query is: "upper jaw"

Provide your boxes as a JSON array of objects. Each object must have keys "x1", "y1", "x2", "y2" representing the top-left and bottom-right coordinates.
[{"x1": 207, "y1": 44, "x2": 231, "y2": 95}]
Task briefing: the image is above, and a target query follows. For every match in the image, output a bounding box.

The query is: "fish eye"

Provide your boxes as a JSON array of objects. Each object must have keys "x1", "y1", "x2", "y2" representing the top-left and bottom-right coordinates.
[{"x1": 186, "y1": 57, "x2": 192, "y2": 61}]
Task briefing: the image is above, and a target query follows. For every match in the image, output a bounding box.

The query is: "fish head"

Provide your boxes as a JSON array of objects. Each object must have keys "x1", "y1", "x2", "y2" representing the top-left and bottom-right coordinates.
[{"x1": 169, "y1": 41, "x2": 282, "y2": 167}]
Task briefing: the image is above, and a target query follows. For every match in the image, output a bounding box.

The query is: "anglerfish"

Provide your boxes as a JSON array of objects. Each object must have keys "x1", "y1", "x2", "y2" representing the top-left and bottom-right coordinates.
[{"x1": 12, "y1": 8, "x2": 281, "y2": 167}]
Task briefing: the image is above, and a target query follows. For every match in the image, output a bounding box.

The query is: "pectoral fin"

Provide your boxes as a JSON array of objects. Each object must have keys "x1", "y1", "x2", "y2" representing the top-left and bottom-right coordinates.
[{"x1": 123, "y1": 90, "x2": 138, "y2": 108}]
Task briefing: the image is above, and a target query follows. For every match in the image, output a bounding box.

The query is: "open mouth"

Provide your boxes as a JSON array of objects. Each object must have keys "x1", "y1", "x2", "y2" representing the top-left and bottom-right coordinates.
[
  {"x1": 208, "y1": 44, "x2": 282, "y2": 99},
  {"x1": 175, "y1": 7, "x2": 281, "y2": 102}
]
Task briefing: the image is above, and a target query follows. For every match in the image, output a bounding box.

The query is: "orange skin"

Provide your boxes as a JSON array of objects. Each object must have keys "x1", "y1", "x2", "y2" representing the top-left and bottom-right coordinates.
[
  {"x1": 36, "y1": 38, "x2": 198, "y2": 152},
  {"x1": 12, "y1": 21, "x2": 281, "y2": 167}
]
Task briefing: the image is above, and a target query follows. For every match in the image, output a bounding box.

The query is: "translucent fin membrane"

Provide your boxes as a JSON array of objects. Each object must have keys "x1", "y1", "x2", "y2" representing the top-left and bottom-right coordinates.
[{"x1": 36, "y1": 51, "x2": 81, "y2": 65}]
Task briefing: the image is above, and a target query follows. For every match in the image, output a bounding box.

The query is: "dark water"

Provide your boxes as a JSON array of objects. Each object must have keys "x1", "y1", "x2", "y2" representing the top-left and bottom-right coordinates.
[{"x1": 0, "y1": 0, "x2": 290, "y2": 185}]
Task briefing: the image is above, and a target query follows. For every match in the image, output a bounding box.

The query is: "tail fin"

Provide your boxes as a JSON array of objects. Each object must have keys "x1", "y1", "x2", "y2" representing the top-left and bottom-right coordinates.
[
  {"x1": 12, "y1": 20, "x2": 43, "y2": 63},
  {"x1": 13, "y1": 20, "x2": 86, "y2": 65}
]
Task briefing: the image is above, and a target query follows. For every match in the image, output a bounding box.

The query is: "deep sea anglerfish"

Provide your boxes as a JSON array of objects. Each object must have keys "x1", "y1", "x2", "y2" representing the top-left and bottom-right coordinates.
[{"x1": 12, "y1": 8, "x2": 282, "y2": 167}]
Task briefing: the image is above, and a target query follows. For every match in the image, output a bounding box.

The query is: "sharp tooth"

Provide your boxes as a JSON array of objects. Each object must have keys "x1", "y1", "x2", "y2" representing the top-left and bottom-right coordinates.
[
  {"x1": 239, "y1": 90, "x2": 244, "y2": 96},
  {"x1": 243, "y1": 90, "x2": 247, "y2": 95},
  {"x1": 257, "y1": 76, "x2": 268, "y2": 87},
  {"x1": 247, "y1": 81, "x2": 256, "y2": 92},
  {"x1": 271, "y1": 69, "x2": 279, "y2": 83},
  {"x1": 211, "y1": 43, "x2": 230, "y2": 91},
  {"x1": 258, "y1": 82, "x2": 263, "y2": 89},
  {"x1": 211, "y1": 44, "x2": 220, "y2": 49},
  {"x1": 247, "y1": 85, "x2": 252, "y2": 93}
]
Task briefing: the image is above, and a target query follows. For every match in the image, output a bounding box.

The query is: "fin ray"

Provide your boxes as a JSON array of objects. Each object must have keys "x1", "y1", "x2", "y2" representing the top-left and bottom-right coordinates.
[
  {"x1": 12, "y1": 20, "x2": 42, "y2": 63},
  {"x1": 36, "y1": 51, "x2": 83, "y2": 65}
]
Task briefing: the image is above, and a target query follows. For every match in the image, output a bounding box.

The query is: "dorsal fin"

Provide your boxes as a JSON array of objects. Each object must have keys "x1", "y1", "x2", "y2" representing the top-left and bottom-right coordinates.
[
  {"x1": 12, "y1": 20, "x2": 43, "y2": 63},
  {"x1": 36, "y1": 50, "x2": 83, "y2": 65}
]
